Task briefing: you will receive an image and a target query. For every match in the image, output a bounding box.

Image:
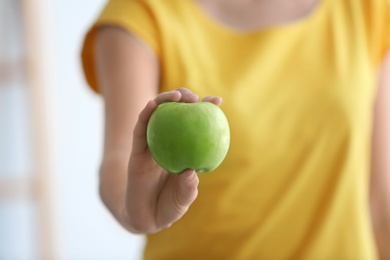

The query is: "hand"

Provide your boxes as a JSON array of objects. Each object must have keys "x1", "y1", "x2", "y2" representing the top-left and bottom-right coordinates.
[{"x1": 123, "y1": 88, "x2": 222, "y2": 234}]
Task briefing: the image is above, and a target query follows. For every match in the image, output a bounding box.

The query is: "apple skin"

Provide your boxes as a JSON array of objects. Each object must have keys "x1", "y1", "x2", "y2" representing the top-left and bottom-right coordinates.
[{"x1": 146, "y1": 102, "x2": 230, "y2": 174}]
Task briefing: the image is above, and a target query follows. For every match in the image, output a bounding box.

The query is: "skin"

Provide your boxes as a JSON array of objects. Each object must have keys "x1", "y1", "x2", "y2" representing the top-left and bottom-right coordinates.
[
  {"x1": 94, "y1": 0, "x2": 390, "y2": 258},
  {"x1": 371, "y1": 49, "x2": 390, "y2": 260},
  {"x1": 95, "y1": 27, "x2": 221, "y2": 233}
]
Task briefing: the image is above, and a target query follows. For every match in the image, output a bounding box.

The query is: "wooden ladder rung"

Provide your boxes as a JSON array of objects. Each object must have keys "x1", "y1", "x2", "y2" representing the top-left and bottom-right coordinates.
[{"x1": 0, "y1": 177, "x2": 35, "y2": 201}]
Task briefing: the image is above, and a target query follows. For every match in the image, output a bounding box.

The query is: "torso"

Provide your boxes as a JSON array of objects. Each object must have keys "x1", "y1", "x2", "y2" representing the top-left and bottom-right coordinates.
[{"x1": 146, "y1": 0, "x2": 380, "y2": 258}]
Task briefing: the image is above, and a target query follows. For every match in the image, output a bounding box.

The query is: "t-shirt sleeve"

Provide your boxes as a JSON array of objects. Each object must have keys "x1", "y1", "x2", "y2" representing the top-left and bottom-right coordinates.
[
  {"x1": 365, "y1": 0, "x2": 390, "y2": 65},
  {"x1": 378, "y1": 0, "x2": 390, "y2": 60},
  {"x1": 81, "y1": 0, "x2": 160, "y2": 93}
]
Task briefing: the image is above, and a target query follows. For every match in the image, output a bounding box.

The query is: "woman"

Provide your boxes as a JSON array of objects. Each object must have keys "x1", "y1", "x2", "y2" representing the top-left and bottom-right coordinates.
[{"x1": 82, "y1": 0, "x2": 390, "y2": 258}]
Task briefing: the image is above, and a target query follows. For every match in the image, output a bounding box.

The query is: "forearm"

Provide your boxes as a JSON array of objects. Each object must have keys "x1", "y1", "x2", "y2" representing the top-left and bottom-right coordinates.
[
  {"x1": 99, "y1": 157, "x2": 132, "y2": 232},
  {"x1": 370, "y1": 197, "x2": 390, "y2": 260},
  {"x1": 370, "y1": 49, "x2": 390, "y2": 260},
  {"x1": 94, "y1": 26, "x2": 159, "y2": 232},
  {"x1": 370, "y1": 137, "x2": 390, "y2": 260}
]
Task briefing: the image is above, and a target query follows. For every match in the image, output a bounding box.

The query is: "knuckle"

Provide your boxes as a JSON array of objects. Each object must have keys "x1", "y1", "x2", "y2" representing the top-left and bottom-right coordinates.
[{"x1": 175, "y1": 87, "x2": 188, "y2": 92}]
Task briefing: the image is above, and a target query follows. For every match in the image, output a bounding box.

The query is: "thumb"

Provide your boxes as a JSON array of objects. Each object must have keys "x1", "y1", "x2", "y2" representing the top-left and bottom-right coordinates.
[
  {"x1": 155, "y1": 169, "x2": 199, "y2": 230},
  {"x1": 175, "y1": 169, "x2": 199, "y2": 207}
]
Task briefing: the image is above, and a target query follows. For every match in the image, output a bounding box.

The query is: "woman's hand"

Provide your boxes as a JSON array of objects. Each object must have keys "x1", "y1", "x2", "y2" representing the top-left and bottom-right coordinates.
[
  {"x1": 124, "y1": 87, "x2": 222, "y2": 234},
  {"x1": 95, "y1": 27, "x2": 222, "y2": 235}
]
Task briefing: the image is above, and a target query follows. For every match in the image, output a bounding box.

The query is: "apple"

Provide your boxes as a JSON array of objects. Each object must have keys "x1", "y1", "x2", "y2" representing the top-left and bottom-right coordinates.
[{"x1": 147, "y1": 102, "x2": 230, "y2": 174}]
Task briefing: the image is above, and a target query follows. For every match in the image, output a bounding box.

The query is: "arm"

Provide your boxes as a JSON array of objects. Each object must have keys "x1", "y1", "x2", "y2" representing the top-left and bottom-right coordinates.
[
  {"x1": 370, "y1": 49, "x2": 390, "y2": 260},
  {"x1": 95, "y1": 26, "x2": 159, "y2": 232},
  {"x1": 94, "y1": 26, "x2": 220, "y2": 234}
]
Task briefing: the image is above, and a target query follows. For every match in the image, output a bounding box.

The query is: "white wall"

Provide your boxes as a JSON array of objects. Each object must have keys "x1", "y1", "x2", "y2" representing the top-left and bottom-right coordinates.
[
  {"x1": 0, "y1": 0, "x2": 145, "y2": 259},
  {"x1": 50, "y1": 0, "x2": 145, "y2": 259},
  {"x1": 0, "y1": 0, "x2": 37, "y2": 259}
]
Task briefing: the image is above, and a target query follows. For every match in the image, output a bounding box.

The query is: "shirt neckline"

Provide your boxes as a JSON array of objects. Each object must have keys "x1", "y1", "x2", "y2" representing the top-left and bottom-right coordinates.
[{"x1": 188, "y1": 0, "x2": 328, "y2": 37}]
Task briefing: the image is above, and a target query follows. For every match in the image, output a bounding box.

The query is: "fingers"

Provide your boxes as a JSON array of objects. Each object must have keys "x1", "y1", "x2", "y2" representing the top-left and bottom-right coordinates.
[
  {"x1": 202, "y1": 96, "x2": 223, "y2": 106},
  {"x1": 154, "y1": 90, "x2": 182, "y2": 105},
  {"x1": 132, "y1": 88, "x2": 222, "y2": 155},
  {"x1": 175, "y1": 87, "x2": 199, "y2": 103},
  {"x1": 175, "y1": 169, "x2": 199, "y2": 206},
  {"x1": 155, "y1": 169, "x2": 199, "y2": 229},
  {"x1": 176, "y1": 88, "x2": 222, "y2": 105},
  {"x1": 154, "y1": 87, "x2": 199, "y2": 104},
  {"x1": 132, "y1": 91, "x2": 182, "y2": 155}
]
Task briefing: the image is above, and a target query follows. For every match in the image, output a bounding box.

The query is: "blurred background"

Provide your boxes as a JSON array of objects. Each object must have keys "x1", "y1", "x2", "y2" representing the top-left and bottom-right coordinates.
[{"x1": 0, "y1": 0, "x2": 144, "y2": 259}]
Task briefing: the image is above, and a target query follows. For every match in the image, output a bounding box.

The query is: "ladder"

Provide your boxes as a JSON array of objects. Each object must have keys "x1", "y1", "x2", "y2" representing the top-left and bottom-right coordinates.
[{"x1": 0, "y1": 0, "x2": 59, "y2": 259}]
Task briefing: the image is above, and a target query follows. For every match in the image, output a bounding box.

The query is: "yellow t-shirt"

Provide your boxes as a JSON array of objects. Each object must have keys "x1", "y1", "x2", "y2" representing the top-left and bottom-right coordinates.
[{"x1": 82, "y1": 0, "x2": 390, "y2": 259}]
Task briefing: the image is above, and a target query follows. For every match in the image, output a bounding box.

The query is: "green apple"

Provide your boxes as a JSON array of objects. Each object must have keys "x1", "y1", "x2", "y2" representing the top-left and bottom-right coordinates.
[{"x1": 147, "y1": 101, "x2": 230, "y2": 174}]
